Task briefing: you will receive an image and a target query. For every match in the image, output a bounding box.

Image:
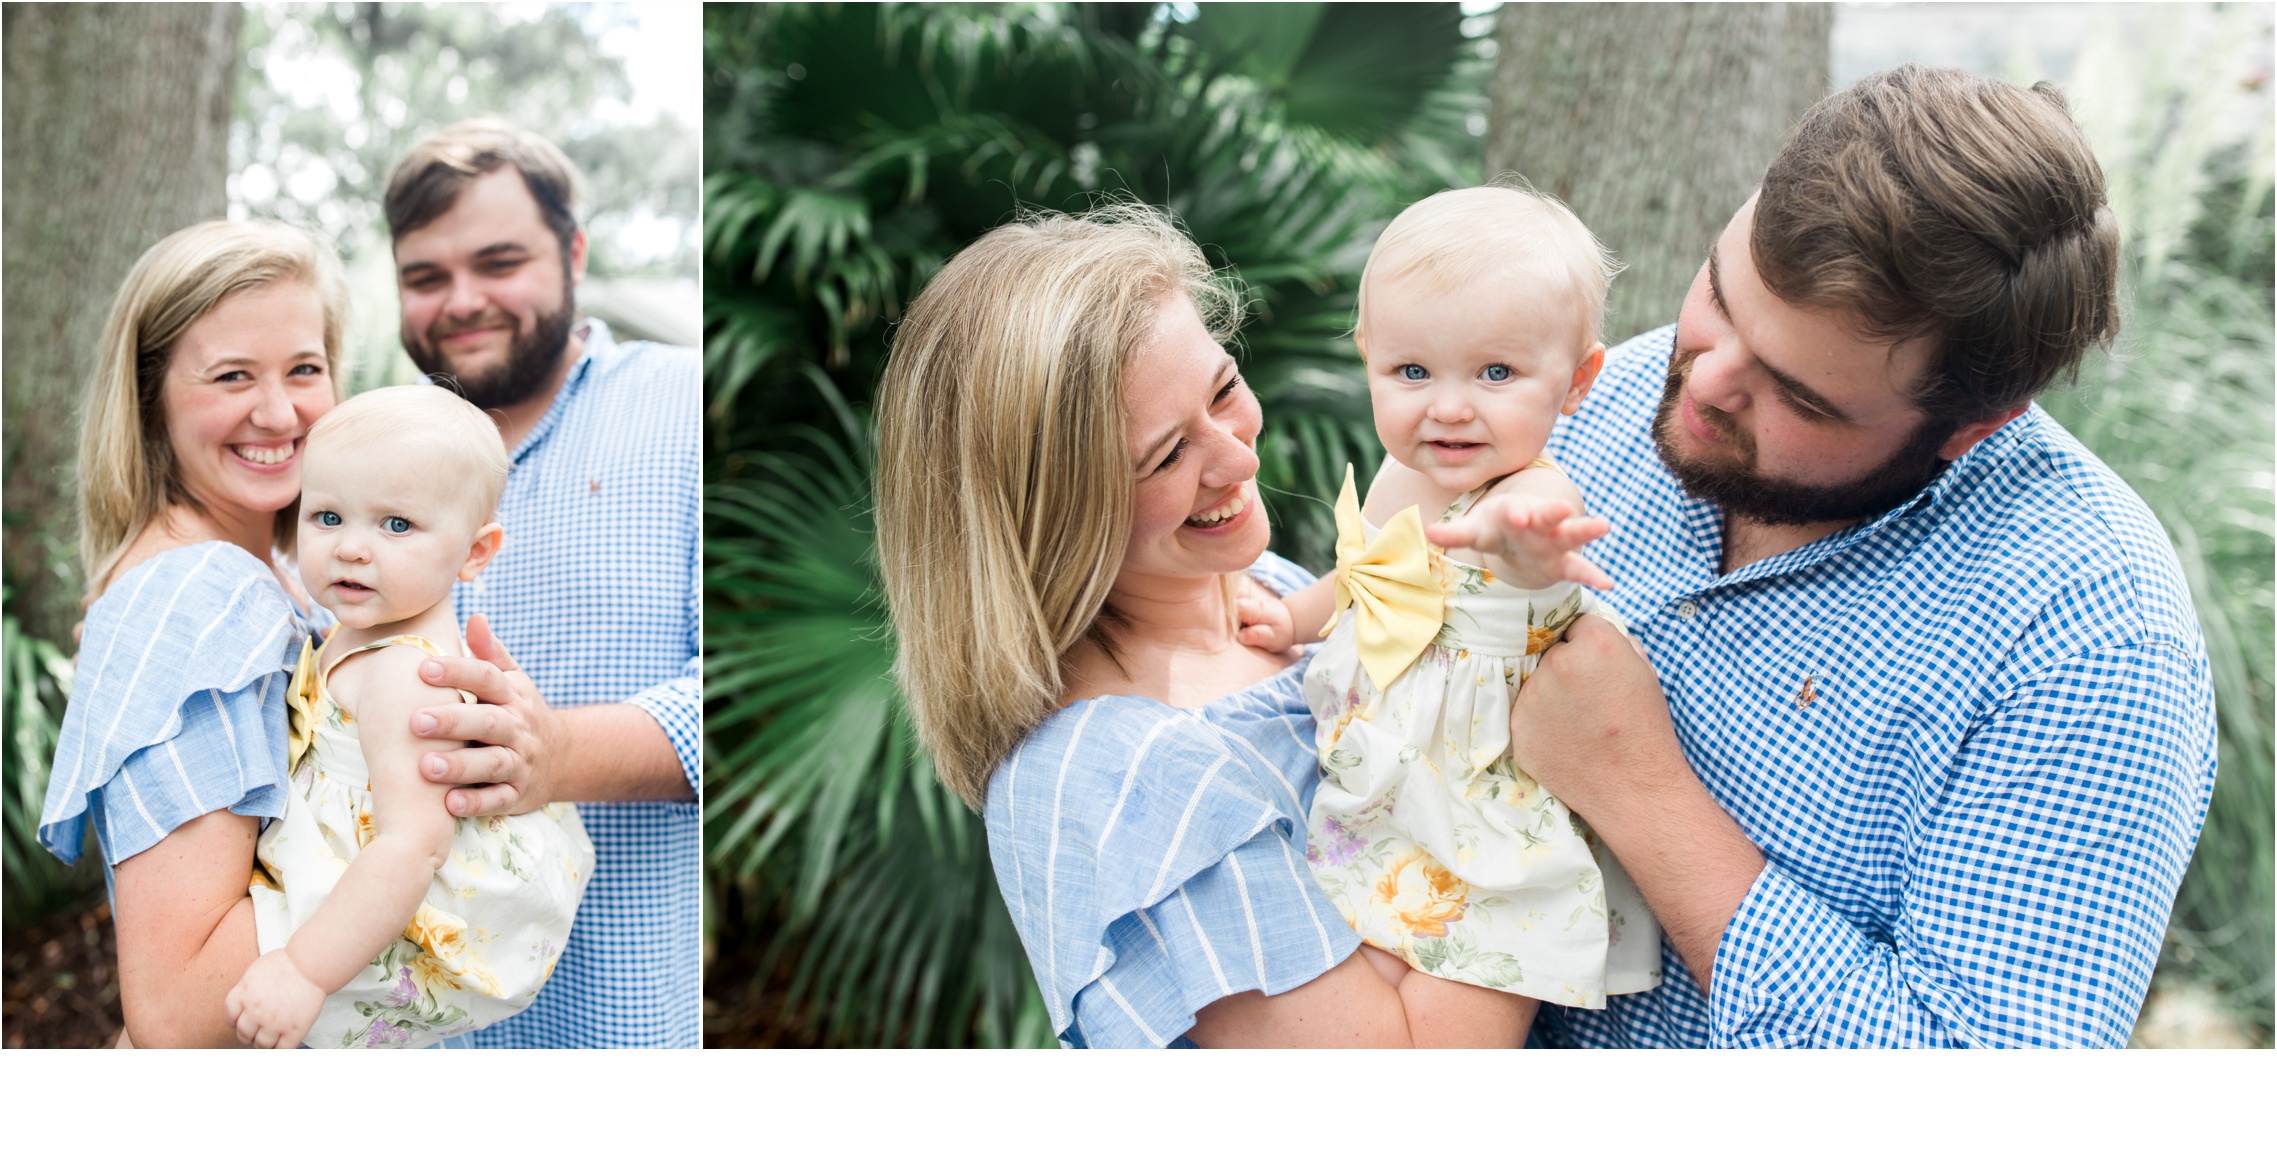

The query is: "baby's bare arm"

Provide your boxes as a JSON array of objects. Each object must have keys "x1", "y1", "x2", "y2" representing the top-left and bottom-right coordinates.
[
  {"x1": 1426, "y1": 467, "x2": 1612, "y2": 591},
  {"x1": 291, "y1": 646, "x2": 462, "y2": 989},
  {"x1": 227, "y1": 646, "x2": 463, "y2": 1046}
]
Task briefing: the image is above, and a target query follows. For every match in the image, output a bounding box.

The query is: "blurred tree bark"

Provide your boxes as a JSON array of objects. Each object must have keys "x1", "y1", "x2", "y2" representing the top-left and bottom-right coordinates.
[
  {"x1": 1487, "y1": 3, "x2": 1830, "y2": 344},
  {"x1": 2, "y1": 3, "x2": 241, "y2": 644}
]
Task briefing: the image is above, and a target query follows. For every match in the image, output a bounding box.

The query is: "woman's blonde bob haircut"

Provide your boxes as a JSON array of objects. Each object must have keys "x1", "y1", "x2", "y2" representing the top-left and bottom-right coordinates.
[
  {"x1": 77, "y1": 219, "x2": 350, "y2": 591},
  {"x1": 874, "y1": 204, "x2": 1243, "y2": 810}
]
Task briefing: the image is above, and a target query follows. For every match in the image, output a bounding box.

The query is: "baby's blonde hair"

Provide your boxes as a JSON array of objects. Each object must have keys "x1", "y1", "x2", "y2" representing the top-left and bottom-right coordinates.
[
  {"x1": 305, "y1": 385, "x2": 510, "y2": 525},
  {"x1": 1357, "y1": 178, "x2": 1622, "y2": 354}
]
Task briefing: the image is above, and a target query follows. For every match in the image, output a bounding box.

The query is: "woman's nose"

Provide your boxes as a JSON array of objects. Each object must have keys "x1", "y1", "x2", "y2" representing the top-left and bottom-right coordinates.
[
  {"x1": 248, "y1": 377, "x2": 297, "y2": 432},
  {"x1": 1201, "y1": 415, "x2": 1260, "y2": 487}
]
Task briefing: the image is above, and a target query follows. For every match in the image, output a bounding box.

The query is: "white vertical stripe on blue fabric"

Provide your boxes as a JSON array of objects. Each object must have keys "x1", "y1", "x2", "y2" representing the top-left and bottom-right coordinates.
[
  {"x1": 1042, "y1": 700, "x2": 1099, "y2": 1004},
  {"x1": 1218, "y1": 727, "x2": 1304, "y2": 812},
  {"x1": 1142, "y1": 753, "x2": 1230, "y2": 906},
  {"x1": 1003, "y1": 742, "x2": 1029, "y2": 931},
  {"x1": 1095, "y1": 975, "x2": 1167, "y2": 1046},
  {"x1": 1223, "y1": 848, "x2": 1268, "y2": 988},
  {"x1": 1096, "y1": 715, "x2": 1177, "y2": 853},
  {"x1": 1278, "y1": 714, "x2": 1310, "y2": 757},
  {"x1": 1273, "y1": 820, "x2": 1337, "y2": 968},
  {"x1": 63, "y1": 552, "x2": 186, "y2": 800},
  {"x1": 1135, "y1": 906, "x2": 1168, "y2": 951},
  {"x1": 161, "y1": 743, "x2": 205, "y2": 815},
  {"x1": 1176, "y1": 886, "x2": 1234, "y2": 996},
  {"x1": 117, "y1": 762, "x2": 162, "y2": 841}
]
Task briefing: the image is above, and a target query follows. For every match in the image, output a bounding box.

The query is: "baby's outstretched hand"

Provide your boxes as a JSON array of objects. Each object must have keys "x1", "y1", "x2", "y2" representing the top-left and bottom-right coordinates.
[
  {"x1": 1425, "y1": 493, "x2": 1614, "y2": 591},
  {"x1": 225, "y1": 949, "x2": 326, "y2": 1049},
  {"x1": 1236, "y1": 583, "x2": 1298, "y2": 653}
]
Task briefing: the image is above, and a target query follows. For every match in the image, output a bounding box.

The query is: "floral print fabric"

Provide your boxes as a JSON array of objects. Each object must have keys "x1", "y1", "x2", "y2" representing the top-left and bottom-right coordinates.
[
  {"x1": 249, "y1": 634, "x2": 596, "y2": 1048},
  {"x1": 1304, "y1": 477, "x2": 1663, "y2": 1008}
]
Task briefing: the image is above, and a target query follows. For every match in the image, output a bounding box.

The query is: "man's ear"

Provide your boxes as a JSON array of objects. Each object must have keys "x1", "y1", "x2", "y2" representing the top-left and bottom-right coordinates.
[
  {"x1": 458, "y1": 523, "x2": 505, "y2": 582},
  {"x1": 568, "y1": 229, "x2": 588, "y2": 287},
  {"x1": 1562, "y1": 344, "x2": 1606, "y2": 416},
  {"x1": 1937, "y1": 406, "x2": 2025, "y2": 461}
]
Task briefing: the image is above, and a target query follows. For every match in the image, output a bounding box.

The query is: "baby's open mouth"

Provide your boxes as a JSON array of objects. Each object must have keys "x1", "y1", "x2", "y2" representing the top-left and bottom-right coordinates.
[
  {"x1": 1186, "y1": 491, "x2": 1247, "y2": 527},
  {"x1": 231, "y1": 442, "x2": 296, "y2": 465},
  {"x1": 333, "y1": 580, "x2": 373, "y2": 593}
]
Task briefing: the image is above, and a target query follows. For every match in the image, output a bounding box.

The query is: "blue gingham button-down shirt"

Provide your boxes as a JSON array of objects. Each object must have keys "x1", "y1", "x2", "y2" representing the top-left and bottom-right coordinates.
[
  {"x1": 441, "y1": 319, "x2": 702, "y2": 1047},
  {"x1": 1533, "y1": 326, "x2": 2217, "y2": 1048}
]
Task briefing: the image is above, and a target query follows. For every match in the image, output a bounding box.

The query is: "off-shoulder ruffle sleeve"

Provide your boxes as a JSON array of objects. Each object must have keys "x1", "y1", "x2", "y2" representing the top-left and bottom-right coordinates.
[
  {"x1": 39, "y1": 543, "x2": 305, "y2": 866},
  {"x1": 985, "y1": 659, "x2": 1357, "y2": 1048}
]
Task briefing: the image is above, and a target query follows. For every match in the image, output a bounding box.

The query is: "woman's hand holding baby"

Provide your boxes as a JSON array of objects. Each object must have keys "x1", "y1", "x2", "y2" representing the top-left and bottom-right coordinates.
[
  {"x1": 225, "y1": 950, "x2": 326, "y2": 1049},
  {"x1": 1425, "y1": 491, "x2": 1614, "y2": 591}
]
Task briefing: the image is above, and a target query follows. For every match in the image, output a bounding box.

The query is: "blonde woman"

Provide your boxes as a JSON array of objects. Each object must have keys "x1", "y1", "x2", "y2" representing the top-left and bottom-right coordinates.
[
  {"x1": 877, "y1": 206, "x2": 1456, "y2": 1047},
  {"x1": 38, "y1": 220, "x2": 348, "y2": 1046}
]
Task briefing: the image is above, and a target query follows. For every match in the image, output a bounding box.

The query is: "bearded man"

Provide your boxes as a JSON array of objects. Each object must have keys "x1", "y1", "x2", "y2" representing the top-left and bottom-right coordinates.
[
  {"x1": 1471, "y1": 66, "x2": 2216, "y2": 1047},
  {"x1": 380, "y1": 119, "x2": 700, "y2": 1047}
]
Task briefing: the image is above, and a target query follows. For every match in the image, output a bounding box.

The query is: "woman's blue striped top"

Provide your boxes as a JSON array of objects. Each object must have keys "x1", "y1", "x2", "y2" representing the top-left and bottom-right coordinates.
[
  {"x1": 40, "y1": 541, "x2": 307, "y2": 867},
  {"x1": 984, "y1": 553, "x2": 1359, "y2": 1048}
]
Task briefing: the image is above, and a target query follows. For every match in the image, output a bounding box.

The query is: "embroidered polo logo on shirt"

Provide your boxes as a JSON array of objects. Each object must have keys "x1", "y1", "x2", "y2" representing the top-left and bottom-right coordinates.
[{"x1": 1793, "y1": 675, "x2": 1818, "y2": 709}]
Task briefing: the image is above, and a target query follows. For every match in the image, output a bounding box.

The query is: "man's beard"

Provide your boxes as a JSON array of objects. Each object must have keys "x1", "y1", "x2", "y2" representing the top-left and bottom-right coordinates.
[
  {"x1": 1650, "y1": 340, "x2": 1958, "y2": 527},
  {"x1": 405, "y1": 282, "x2": 575, "y2": 409}
]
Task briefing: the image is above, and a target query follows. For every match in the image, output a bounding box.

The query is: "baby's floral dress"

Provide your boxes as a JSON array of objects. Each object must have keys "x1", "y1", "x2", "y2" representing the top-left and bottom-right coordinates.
[
  {"x1": 1304, "y1": 463, "x2": 1662, "y2": 1008},
  {"x1": 249, "y1": 633, "x2": 595, "y2": 1048}
]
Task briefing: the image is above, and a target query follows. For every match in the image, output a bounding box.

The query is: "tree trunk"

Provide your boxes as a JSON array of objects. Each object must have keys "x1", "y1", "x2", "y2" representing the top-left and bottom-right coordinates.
[
  {"x1": 1487, "y1": 3, "x2": 1830, "y2": 345},
  {"x1": 2, "y1": 2, "x2": 241, "y2": 644}
]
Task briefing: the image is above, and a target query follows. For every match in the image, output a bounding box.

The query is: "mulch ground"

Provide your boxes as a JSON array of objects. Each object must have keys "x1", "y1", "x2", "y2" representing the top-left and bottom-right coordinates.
[
  {"x1": 702, "y1": 884, "x2": 818, "y2": 1048},
  {"x1": 3, "y1": 895, "x2": 123, "y2": 1049}
]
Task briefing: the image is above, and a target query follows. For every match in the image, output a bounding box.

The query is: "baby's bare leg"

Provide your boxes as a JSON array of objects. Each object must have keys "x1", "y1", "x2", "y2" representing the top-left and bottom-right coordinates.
[
  {"x1": 1399, "y1": 971, "x2": 1538, "y2": 1047},
  {"x1": 1358, "y1": 943, "x2": 1411, "y2": 989}
]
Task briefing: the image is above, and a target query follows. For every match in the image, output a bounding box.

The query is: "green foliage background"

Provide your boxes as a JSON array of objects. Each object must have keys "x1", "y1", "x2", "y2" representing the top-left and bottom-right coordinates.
[
  {"x1": 701, "y1": 1, "x2": 1490, "y2": 1046},
  {"x1": 701, "y1": 2, "x2": 2273, "y2": 1048}
]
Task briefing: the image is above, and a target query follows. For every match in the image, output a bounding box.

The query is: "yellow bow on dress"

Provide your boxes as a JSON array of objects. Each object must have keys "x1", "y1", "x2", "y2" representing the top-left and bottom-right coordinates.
[
  {"x1": 286, "y1": 634, "x2": 322, "y2": 775},
  {"x1": 1324, "y1": 464, "x2": 1444, "y2": 691}
]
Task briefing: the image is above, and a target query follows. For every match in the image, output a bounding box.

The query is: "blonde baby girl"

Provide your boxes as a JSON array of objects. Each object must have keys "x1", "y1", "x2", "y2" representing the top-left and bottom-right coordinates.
[
  {"x1": 225, "y1": 385, "x2": 593, "y2": 1049},
  {"x1": 1239, "y1": 184, "x2": 1662, "y2": 1046}
]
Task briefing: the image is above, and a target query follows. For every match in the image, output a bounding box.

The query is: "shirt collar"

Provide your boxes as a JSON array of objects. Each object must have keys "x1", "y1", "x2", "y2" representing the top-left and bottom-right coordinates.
[{"x1": 509, "y1": 317, "x2": 614, "y2": 464}]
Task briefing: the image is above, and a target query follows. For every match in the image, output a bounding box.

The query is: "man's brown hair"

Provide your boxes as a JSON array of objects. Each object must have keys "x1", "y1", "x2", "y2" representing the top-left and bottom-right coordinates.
[
  {"x1": 383, "y1": 118, "x2": 582, "y2": 254},
  {"x1": 1753, "y1": 64, "x2": 2121, "y2": 422}
]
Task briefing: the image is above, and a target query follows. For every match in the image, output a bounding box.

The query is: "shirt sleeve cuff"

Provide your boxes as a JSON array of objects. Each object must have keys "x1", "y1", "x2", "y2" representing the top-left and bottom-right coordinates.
[
  {"x1": 626, "y1": 673, "x2": 701, "y2": 794},
  {"x1": 1707, "y1": 860, "x2": 1877, "y2": 1047}
]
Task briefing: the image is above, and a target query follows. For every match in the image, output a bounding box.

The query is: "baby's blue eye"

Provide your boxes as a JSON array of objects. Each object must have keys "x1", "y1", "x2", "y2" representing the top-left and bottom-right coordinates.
[
  {"x1": 1484, "y1": 364, "x2": 1511, "y2": 382},
  {"x1": 315, "y1": 511, "x2": 341, "y2": 527},
  {"x1": 383, "y1": 516, "x2": 412, "y2": 534},
  {"x1": 1400, "y1": 364, "x2": 1427, "y2": 381}
]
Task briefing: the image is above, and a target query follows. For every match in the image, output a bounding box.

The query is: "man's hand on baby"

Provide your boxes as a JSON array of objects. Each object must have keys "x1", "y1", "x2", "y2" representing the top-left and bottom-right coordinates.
[
  {"x1": 1424, "y1": 493, "x2": 1614, "y2": 591},
  {"x1": 413, "y1": 614, "x2": 570, "y2": 817},
  {"x1": 1235, "y1": 584, "x2": 1297, "y2": 652},
  {"x1": 225, "y1": 950, "x2": 325, "y2": 1049}
]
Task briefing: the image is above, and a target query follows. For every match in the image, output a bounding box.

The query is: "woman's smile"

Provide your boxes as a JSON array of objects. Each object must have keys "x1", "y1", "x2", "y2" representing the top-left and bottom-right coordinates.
[
  {"x1": 229, "y1": 439, "x2": 302, "y2": 469},
  {"x1": 1183, "y1": 482, "x2": 1253, "y2": 531}
]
